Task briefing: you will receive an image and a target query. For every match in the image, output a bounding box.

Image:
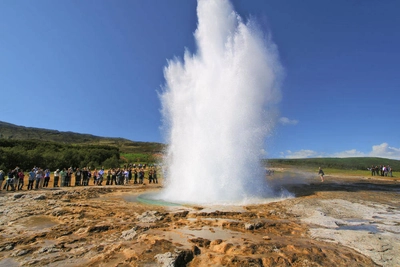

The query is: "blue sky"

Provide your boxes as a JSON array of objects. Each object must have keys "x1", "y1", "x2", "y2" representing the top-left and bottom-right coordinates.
[{"x1": 1, "y1": 0, "x2": 399, "y2": 159}]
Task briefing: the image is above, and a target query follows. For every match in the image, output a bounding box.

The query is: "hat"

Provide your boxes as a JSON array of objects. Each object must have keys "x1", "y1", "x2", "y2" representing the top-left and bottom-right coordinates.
[{"x1": 56, "y1": 169, "x2": 60, "y2": 172}]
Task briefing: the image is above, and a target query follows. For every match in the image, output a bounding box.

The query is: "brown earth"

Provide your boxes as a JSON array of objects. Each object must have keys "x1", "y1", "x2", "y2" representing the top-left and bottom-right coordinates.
[{"x1": 0, "y1": 172, "x2": 399, "y2": 266}]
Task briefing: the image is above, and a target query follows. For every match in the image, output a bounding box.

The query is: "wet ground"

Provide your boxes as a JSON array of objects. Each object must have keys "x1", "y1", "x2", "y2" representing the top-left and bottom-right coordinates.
[{"x1": 0, "y1": 172, "x2": 399, "y2": 266}]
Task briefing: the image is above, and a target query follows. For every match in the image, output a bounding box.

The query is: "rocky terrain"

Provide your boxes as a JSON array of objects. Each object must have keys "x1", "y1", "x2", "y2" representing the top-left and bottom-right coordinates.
[{"x1": 0, "y1": 173, "x2": 399, "y2": 266}]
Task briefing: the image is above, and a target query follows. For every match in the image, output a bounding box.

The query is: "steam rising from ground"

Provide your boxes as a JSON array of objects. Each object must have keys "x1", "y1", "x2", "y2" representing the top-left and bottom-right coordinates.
[{"x1": 159, "y1": 0, "x2": 283, "y2": 204}]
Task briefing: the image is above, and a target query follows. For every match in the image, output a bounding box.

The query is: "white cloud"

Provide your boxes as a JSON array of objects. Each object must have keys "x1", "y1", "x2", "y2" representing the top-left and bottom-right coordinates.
[
  {"x1": 278, "y1": 117, "x2": 298, "y2": 126},
  {"x1": 280, "y1": 143, "x2": 400, "y2": 160},
  {"x1": 369, "y1": 143, "x2": 400, "y2": 159},
  {"x1": 283, "y1": 149, "x2": 321, "y2": 159},
  {"x1": 332, "y1": 149, "x2": 365, "y2": 158}
]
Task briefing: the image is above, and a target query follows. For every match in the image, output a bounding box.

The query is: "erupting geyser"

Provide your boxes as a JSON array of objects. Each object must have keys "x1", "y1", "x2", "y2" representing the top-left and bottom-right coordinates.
[{"x1": 158, "y1": 0, "x2": 282, "y2": 204}]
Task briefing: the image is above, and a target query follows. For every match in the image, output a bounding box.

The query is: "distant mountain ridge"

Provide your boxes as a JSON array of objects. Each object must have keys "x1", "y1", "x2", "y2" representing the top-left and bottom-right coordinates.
[
  {"x1": 0, "y1": 121, "x2": 165, "y2": 154},
  {"x1": 0, "y1": 120, "x2": 119, "y2": 142}
]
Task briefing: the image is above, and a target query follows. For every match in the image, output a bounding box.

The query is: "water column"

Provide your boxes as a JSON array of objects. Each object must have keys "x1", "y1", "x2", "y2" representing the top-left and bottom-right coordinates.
[{"x1": 159, "y1": 0, "x2": 282, "y2": 204}]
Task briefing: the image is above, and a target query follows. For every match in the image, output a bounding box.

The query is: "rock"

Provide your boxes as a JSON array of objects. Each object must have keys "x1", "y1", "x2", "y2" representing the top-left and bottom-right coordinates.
[
  {"x1": 59, "y1": 231, "x2": 73, "y2": 237},
  {"x1": 210, "y1": 241, "x2": 233, "y2": 254},
  {"x1": 87, "y1": 225, "x2": 110, "y2": 233},
  {"x1": 155, "y1": 249, "x2": 194, "y2": 267},
  {"x1": 11, "y1": 249, "x2": 30, "y2": 256},
  {"x1": 5, "y1": 245, "x2": 14, "y2": 251},
  {"x1": 175, "y1": 249, "x2": 194, "y2": 266},
  {"x1": 155, "y1": 251, "x2": 175, "y2": 267},
  {"x1": 13, "y1": 193, "x2": 25, "y2": 199},
  {"x1": 189, "y1": 237, "x2": 211, "y2": 248},
  {"x1": 244, "y1": 223, "x2": 254, "y2": 230},
  {"x1": 121, "y1": 228, "x2": 137, "y2": 240},
  {"x1": 37, "y1": 246, "x2": 61, "y2": 254},
  {"x1": 192, "y1": 245, "x2": 201, "y2": 255},
  {"x1": 173, "y1": 211, "x2": 189, "y2": 218},
  {"x1": 263, "y1": 236, "x2": 271, "y2": 240},
  {"x1": 47, "y1": 200, "x2": 57, "y2": 206},
  {"x1": 255, "y1": 222, "x2": 264, "y2": 229},
  {"x1": 51, "y1": 208, "x2": 68, "y2": 216},
  {"x1": 244, "y1": 221, "x2": 264, "y2": 230},
  {"x1": 137, "y1": 211, "x2": 164, "y2": 223},
  {"x1": 33, "y1": 195, "x2": 46, "y2": 200}
]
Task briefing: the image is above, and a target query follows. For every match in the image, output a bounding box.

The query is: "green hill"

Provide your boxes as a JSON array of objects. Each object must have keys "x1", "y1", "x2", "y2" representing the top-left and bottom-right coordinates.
[
  {"x1": 0, "y1": 121, "x2": 165, "y2": 154},
  {"x1": 2, "y1": 121, "x2": 398, "y2": 171}
]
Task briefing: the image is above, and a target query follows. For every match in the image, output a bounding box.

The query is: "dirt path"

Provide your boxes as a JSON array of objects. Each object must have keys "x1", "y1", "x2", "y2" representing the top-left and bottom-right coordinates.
[{"x1": 0, "y1": 174, "x2": 399, "y2": 266}]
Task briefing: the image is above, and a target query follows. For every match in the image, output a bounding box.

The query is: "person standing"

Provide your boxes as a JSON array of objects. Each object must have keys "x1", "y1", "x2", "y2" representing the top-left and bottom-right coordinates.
[
  {"x1": 75, "y1": 168, "x2": 82, "y2": 186},
  {"x1": 139, "y1": 168, "x2": 144, "y2": 184},
  {"x1": 35, "y1": 168, "x2": 44, "y2": 189},
  {"x1": 82, "y1": 167, "x2": 89, "y2": 186},
  {"x1": 116, "y1": 168, "x2": 122, "y2": 185},
  {"x1": 87, "y1": 169, "x2": 92, "y2": 186},
  {"x1": 123, "y1": 169, "x2": 129, "y2": 185},
  {"x1": 148, "y1": 168, "x2": 153, "y2": 184},
  {"x1": 17, "y1": 169, "x2": 25, "y2": 190},
  {"x1": 97, "y1": 168, "x2": 104, "y2": 186},
  {"x1": 106, "y1": 169, "x2": 111, "y2": 185},
  {"x1": 93, "y1": 169, "x2": 98, "y2": 185},
  {"x1": 6, "y1": 169, "x2": 16, "y2": 191},
  {"x1": 0, "y1": 170, "x2": 4, "y2": 191},
  {"x1": 44, "y1": 169, "x2": 51, "y2": 187},
  {"x1": 153, "y1": 167, "x2": 158, "y2": 184},
  {"x1": 53, "y1": 169, "x2": 60, "y2": 187},
  {"x1": 318, "y1": 167, "x2": 325, "y2": 182},
  {"x1": 60, "y1": 168, "x2": 67, "y2": 187},
  {"x1": 388, "y1": 165, "x2": 393, "y2": 177},
  {"x1": 128, "y1": 168, "x2": 132, "y2": 183},
  {"x1": 111, "y1": 168, "x2": 117, "y2": 185},
  {"x1": 133, "y1": 167, "x2": 138, "y2": 184},
  {"x1": 28, "y1": 169, "x2": 36, "y2": 190},
  {"x1": 67, "y1": 167, "x2": 73, "y2": 186}
]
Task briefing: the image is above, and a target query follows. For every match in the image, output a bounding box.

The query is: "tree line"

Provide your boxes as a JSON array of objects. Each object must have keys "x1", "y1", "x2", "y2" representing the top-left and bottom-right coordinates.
[{"x1": 0, "y1": 139, "x2": 120, "y2": 171}]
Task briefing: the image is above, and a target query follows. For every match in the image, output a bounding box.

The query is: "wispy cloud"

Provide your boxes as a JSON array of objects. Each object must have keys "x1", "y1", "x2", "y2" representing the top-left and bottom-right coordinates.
[
  {"x1": 331, "y1": 149, "x2": 365, "y2": 158},
  {"x1": 280, "y1": 143, "x2": 400, "y2": 160},
  {"x1": 281, "y1": 149, "x2": 321, "y2": 159},
  {"x1": 278, "y1": 117, "x2": 298, "y2": 126}
]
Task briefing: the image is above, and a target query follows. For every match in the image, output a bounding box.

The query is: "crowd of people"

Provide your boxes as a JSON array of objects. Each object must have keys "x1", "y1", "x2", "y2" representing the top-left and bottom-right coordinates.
[
  {"x1": 0, "y1": 164, "x2": 159, "y2": 192},
  {"x1": 369, "y1": 165, "x2": 393, "y2": 177}
]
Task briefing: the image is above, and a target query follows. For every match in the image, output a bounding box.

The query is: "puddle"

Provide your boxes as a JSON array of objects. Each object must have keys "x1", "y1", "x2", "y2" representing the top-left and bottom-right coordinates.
[
  {"x1": 154, "y1": 226, "x2": 252, "y2": 248},
  {"x1": 0, "y1": 258, "x2": 20, "y2": 267},
  {"x1": 337, "y1": 224, "x2": 379, "y2": 233},
  {"x1": 19, "y1": 215, "x2": 58, "y2": 231},
  {"x1": 179, "y1": 226, "x2": 240, "y2": 240},
  {"x1": 131, "y1": 193, "x2": 181, "y2": 207},
  {"x1": 187, "y1": 218, "x2": 239, "y2": 222}
]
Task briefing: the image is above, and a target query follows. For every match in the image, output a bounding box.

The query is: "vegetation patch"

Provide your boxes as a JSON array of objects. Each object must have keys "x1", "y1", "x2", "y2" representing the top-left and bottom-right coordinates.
[{"x1": 266, "y1": 157, "x2": 400, "y2": 171}]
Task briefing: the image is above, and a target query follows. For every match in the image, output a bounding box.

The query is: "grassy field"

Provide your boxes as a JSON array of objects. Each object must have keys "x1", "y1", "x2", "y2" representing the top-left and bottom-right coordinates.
[
  {"x1": 266, "y1": 157, "x2": 400, "y2": 172},
  {"x1": 269, "y1": 166, "x2": 397, "y2": 179}
]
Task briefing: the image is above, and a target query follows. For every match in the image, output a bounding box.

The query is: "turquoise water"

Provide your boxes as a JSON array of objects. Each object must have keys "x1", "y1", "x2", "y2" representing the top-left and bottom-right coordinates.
[{"x1": 133, "y1": 193, "x2": 182, "y2": 207}]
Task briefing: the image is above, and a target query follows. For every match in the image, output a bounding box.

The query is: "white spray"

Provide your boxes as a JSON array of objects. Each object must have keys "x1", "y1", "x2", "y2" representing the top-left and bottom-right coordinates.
[{"x1": 159, "y1": 0, "x2": 282, "y2": 204}]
